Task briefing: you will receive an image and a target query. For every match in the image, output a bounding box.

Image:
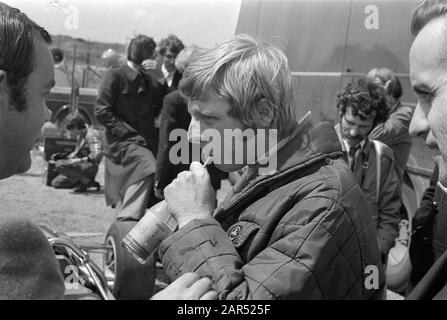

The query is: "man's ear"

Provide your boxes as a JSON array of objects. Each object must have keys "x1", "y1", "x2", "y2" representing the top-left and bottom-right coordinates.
[{"x1": 254, "y1": 99, "x2": 275, "y2": 128}]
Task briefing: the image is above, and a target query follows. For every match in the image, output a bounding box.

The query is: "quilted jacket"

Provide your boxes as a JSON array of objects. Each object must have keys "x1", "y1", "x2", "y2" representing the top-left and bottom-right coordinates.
[{"x1": 159, "y1": 121, "x2": 385, "y2": 299}]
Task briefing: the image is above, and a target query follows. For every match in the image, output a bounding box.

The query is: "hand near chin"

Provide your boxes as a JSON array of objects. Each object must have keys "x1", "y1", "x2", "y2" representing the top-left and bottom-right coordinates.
[
  {"x1": 151, "y1": 273, "x2": 217, "y2": 300},
  {"x1": 164, "y1": 162, "x2": 216, "y2": 229}
]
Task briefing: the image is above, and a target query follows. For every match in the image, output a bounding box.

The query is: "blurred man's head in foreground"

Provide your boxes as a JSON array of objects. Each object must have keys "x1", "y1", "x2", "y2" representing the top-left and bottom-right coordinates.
[
  {"x1": 409, "y1": 0, "x2": 447, "y2": 185},
  {"x1": 0, "y1": 2, "x2": 54, "y2": 179}
]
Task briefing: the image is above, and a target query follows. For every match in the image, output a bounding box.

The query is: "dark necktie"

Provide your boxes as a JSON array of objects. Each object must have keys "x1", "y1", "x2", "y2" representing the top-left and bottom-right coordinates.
[{"x1": 348, "y1": 144, "x2": 361, "y2": 171}]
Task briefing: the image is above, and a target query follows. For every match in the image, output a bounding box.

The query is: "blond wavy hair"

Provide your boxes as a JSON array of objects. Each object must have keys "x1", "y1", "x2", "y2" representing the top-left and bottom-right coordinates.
[{"x1": 179, "y1": 34, "x2": 297, "y2": 139}]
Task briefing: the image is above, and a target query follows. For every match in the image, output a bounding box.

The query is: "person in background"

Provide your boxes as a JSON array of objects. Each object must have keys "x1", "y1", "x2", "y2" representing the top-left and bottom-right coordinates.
[
  {"x1": 101, "y1": 48, "x2": 122, "y2": 71},
  {"x1": 95, "y1": 35, "x2": 162, "y2": 220},
  {"x1": 51, "y1": 112, "x2": 102, "y2": 192},
  {"x1": 157, "y1": 34, "x2": 184, "y2": 93},
  {"x1": 366, "y1": 68, "x2": 414, "y2": 181},
  {"x1": 334, "y1": 83, "x2": 401, "y2": 266},
  {"x1": 407, "y1": 165, "x2": 439, "y2": 293}
]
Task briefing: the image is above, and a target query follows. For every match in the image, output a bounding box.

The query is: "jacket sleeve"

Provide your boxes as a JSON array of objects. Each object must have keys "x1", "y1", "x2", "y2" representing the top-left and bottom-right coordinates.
[
  {"x1": 376, "y1": 154, "x2": 401, "y2": 260},
  {"x1": 369, "y1": 107, "x2": 412, "y2": 146},
  {"x1": 95, "y1": 70, "x2": 138, "y2": 140},
  {"x1": 155, "y1": 94, "x2": 178, "y2": 189},
  {"x1": 159, "y1": 197, "x2": 365, "y2": 300}
]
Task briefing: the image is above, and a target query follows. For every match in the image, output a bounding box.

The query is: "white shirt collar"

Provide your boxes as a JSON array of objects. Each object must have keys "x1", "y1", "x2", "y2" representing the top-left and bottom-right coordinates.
[
  {"x1": 342, "y1": 138, "x2": 366, "y2": 154},
  {"x1": 161, "y1": 63, "x2": 175, "y2": 87}
]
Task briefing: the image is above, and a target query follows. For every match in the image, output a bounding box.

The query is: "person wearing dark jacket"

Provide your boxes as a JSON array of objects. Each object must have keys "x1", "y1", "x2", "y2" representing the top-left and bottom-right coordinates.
[
  {"x1": 51, "y1": 112, "x2": 103, "y2": 192},
  {"x1": 96, "y1": 35, "x2": 163, "y2": 221},
  {"x1": 160, "y1": 34, "x2": 385, "y2": 299},
  {"x1": 407, "y1": 165, "x2": 441, "y2": 292},
  {"x1": 334, "y1": 84, "x2": 401, "y2": 264}
]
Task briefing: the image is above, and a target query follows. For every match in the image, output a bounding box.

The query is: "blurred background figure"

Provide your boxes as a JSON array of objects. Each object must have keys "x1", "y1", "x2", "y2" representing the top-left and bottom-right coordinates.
[
  {"x1": 51, "y1": 112, "x2": 102, "y2": 192},
  {"x1": 366, "y1": 68, "x2": 414, "y2": 181},
  {"x1": 96, "y1": 34, "x2": 164, "y2": 220},
  {"x1": 335, "y1": 83, "x2": 401, "y2": 265},
  {"x1": 157, "y1": 34, "x2": 184, "y2": 93},
  {"x1": 101, "y1": 48, "x2": 122, "y2": 71}
]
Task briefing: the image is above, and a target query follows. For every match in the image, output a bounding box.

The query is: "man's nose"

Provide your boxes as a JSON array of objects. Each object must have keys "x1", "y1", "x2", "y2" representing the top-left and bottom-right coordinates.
[
  {"x1": 409, "y1": 103, "x2": 429, "y2": 138},
  {"x1": 349, "y1": 127, "x2": 359, "y2": 137}
]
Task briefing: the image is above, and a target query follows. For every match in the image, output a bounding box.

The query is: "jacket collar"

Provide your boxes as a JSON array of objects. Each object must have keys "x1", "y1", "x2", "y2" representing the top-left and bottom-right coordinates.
[
  {"x1": 121, "y1": 63, "x2": 149, "y2": 93},
  {"x1": 215, "y1": 120, "x2": 345, "y2": 216}
]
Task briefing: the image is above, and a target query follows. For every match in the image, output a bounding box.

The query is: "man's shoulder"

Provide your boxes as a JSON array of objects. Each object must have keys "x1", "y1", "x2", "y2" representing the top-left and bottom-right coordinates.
[
  {"x1": 392, "y1": 103, "x2": 414, "y2": 119},
  {"x1": 369, "y1": 139, "x2": 395, "y2": 162},
  {"x1": 274, "y1": 157, "x2": 358, "y2": 208},
  {"x1": 165, "y1": 90, "x2": 184, "y2": 103},
  {"x1": 101, "y1": 66, "x2": 126, "y2": 86}
]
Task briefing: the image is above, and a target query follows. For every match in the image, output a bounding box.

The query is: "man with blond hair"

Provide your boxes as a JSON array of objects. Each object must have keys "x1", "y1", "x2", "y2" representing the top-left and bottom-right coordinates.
[{"x1": 160, "y1": 34, "x2": 384, "y2": 299}]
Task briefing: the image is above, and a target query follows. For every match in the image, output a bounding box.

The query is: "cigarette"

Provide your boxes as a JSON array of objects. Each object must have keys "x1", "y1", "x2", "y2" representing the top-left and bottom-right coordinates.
[{"x1": 203, "y1": 156, "x2": 212, "y2": 168}]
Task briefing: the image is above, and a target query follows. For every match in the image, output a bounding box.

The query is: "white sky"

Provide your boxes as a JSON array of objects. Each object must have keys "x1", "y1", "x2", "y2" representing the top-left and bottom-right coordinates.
[{"x1": 7, "y1": 0, "x2": 242, "y2": 47}]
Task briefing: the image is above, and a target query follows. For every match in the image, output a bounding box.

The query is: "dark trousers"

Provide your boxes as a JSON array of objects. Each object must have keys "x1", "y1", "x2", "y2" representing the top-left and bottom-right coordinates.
[{"x1": 52, "y1": 160, "x2": 98, "y2": 188}]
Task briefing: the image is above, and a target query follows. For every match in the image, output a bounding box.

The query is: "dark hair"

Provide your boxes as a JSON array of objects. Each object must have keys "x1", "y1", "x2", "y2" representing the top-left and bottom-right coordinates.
[
  {"x1": 65, "y1": 112, "x2": 86, "y2": 131},
  {"x1": 0, "y1": 2, "x2": 52, "y2": 112},
  {"x1": 158, "y1": 34, "x2": 184, "y2": 56},
  {"x1": 411, "y1": 0, "x2": 447, "y2": 35},
  {"x1": 336, "y1": 83, "x2": 389, "y2": 125},
  {"x1": 127, "y1": 35, "x2": 156, "y2": 65}
]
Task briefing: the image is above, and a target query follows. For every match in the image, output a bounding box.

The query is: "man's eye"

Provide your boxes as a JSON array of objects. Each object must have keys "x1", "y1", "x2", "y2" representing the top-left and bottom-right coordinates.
[
  {"x1": 200, "y1": 114, "x2": 214, "y2": 121},
  {"x1": 418, "y1": 90, "x2": 434, "y2": 99}
]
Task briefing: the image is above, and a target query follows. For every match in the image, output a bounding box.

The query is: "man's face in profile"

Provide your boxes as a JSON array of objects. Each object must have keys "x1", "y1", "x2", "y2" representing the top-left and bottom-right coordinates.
[
  {"x1": 0, "y1": 39, "x2": 54, "y2": 179},
  {"x1": 187, "y1": 97, "x2": 249, "y2": 173},
  {"x1": 409, "y1": 18, "x2": 447, "y2": 185}
]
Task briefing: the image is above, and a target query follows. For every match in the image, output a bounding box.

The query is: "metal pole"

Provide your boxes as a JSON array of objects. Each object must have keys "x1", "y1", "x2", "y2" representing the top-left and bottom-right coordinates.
[{"x1": 70, "y1": 40, "x2": 77, "y2": 113}]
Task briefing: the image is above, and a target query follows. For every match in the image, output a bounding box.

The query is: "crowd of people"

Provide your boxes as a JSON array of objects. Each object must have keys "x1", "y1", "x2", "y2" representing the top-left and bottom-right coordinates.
[{"x1": 1, "y1": 0, "x2": 447, "y2": 300}]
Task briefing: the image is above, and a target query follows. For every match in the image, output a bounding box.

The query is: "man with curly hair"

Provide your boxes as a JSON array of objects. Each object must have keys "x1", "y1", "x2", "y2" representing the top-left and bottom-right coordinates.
[{"x1": 335, "y1": 83, "x2": 401, "y2": 266}]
